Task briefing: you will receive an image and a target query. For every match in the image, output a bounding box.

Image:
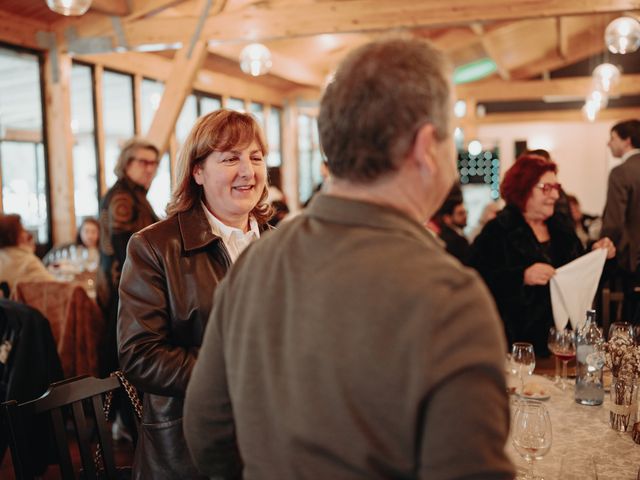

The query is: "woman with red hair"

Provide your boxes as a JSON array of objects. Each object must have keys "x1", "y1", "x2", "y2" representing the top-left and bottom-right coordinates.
[{"x1": 469, "y1": 154, "x2": 615, "y2": 356}]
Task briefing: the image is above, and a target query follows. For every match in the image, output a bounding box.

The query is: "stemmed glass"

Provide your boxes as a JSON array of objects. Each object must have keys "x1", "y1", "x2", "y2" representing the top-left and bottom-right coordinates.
[
  {"x1": 547, "y1": 327, "x2": 575, "y2": 391},
  {"x1": 512, "y1": 399, "x2": 552, "y2": 480},
  {"x1": 608, "y1": 322, "x2": 634, "y2": 341},
  {"x1": 511, "y1": 342, "x2": 536, "y2": 394}
]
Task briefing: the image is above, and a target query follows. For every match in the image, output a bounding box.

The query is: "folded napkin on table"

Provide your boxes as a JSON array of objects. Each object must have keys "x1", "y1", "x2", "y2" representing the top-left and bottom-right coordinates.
[{"x1": 550, "y1": 248, "x2": 607, "y2": 331}]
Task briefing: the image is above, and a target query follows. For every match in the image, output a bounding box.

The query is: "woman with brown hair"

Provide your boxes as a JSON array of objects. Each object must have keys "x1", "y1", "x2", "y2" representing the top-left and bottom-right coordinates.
[
  {"x1": 0, "y1": 213, "x2": 54, "y2": 293},
  {"x1": 117, "y1": 109, "x2": 271, "y2": 479}
]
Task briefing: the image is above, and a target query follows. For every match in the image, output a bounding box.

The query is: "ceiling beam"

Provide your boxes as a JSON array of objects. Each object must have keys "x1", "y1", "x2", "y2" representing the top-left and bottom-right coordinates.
[
  {"x1": 556, "y1": 17, "x2": 569, "y2": 59},
  {"x1": 103, "y1": 1, "x2": 640, "y2": 46},
  {"x1": 463, "y1": 106, "x2": 640, "y2": 125},
  {"x1": 207, "y1": 45, "x2": 324, "y2": 87},
  {"x1": 90, "y1": 0, "x2": 131, "y2": 16},
  {"x1": 456, "y1": 74, "x2": 640, "y2": 102},
  {"x1": 0, "y1": 11, "x2": 50, "y2": 50},
  {"x1": 469, "y1": 22, "x2": 511, "y2": 80},
  {"x1": 75, "y1": 51, "x2": 296, "y2": 103}
]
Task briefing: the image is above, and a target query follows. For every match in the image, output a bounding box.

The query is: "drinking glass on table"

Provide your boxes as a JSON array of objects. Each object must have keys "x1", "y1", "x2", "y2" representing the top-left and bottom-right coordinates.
[
  {"x1": 608, "y1": 321, "x2": 634, "y2": 341},
  {"x1": 547, "y1": 327, "x2": 575, "y2": 391},
  {"x1": 512, "y1": 399, "x2": 552, "y2": 480},
  {"x1": 511, "y1": 342, "x2": 536, "y2": 394}
]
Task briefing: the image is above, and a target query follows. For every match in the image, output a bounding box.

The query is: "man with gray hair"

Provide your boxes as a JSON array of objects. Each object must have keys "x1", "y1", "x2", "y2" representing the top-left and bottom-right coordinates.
[{"x1": 184, "y1": 37, "x2": 514, "y2": 479}]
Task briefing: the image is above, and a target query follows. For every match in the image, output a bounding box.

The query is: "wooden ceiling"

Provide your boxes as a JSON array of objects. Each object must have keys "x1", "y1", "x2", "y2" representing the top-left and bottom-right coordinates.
[{"x1": 2, "y1": 0, "x2": 640, "y2": 97}]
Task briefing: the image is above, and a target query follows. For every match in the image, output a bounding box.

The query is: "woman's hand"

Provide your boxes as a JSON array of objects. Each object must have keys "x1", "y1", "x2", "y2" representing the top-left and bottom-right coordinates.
[
  {"x1": 523, "y1": 263, "x2": 556, "y2": 286},
  {"x1": 592, "y1": 237, "x2": 616, "y2": 259}
]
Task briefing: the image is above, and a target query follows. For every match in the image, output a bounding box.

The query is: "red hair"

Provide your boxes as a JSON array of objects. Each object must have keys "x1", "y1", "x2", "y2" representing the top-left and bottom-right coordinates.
[{"x1": 501, "y1": 154, "x2": 558, "y2": 211}]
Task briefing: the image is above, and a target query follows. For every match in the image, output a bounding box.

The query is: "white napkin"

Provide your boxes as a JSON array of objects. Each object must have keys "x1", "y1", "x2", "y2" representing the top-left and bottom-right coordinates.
[{"x1": 550, "y1": 248, "x2": 607, "y2": 331}]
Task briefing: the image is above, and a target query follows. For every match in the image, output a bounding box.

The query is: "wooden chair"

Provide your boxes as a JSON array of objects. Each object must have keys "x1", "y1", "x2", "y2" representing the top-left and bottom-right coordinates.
[
  {"x1": 1, "y1": 375, "x2": 128, "y2": 479},
  {"x1": 601, "y1": 287, "x2": 624, "y2": 336}
]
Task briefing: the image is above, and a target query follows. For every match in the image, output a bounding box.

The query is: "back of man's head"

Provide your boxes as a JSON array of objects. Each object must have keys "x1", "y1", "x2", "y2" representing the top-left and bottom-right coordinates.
[
  {"x1": 318, "y1": 37, "x2": 451, "y2": 183},
  {"x1": 611, "y1": 119, "x2": 640, "y2": 149}
]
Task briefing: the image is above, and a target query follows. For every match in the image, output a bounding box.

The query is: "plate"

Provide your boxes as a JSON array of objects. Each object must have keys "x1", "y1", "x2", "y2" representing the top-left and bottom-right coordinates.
[
  {"x1": 518, "y1": 391, "x2": 551, "y2": 401},
  {"x1": 518, "y1": 381, "x2": 551, "y2": 400}
]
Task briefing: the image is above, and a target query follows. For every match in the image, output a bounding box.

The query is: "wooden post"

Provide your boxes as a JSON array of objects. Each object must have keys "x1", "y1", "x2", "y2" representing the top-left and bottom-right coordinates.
[
  {"x1": 44, "y1": 39, "x2": 76, "y2": 244},
  {"x1": 145, "y1": 41, "x2": 208, "y2": 155}
]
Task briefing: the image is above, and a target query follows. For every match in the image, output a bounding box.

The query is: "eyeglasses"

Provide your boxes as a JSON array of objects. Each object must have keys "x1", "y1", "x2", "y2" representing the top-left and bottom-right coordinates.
[
  {"x1": 535, "y1": 182, "x2": 562, "y2": 194},
  {"x1": 133, "y1": 157, "x2": 160, "y2": 168}
]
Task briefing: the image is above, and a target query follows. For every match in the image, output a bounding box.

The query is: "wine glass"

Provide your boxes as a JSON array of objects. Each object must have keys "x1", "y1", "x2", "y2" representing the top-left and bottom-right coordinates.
[
  {"x1": 511, "y1": 343, "x2": 536, "y2": 394},
  {"x1": 546, "y1": 332, "x2": 561, "y2": 386},
  {"x1": 512, "y1": 399, "x2": 552, "y2": 480},
  {"x1": 547, "y1": 327, "x2": 575, "y2": 391},
  {"x1": 608, "y1": 322, "x2": 634, "y2": 341}
]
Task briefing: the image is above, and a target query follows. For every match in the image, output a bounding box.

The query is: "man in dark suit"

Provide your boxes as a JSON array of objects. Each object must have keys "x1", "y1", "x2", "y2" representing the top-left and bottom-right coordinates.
[
  {"x1": 437, "y1": 198, "x2": 470, "y2": 264},
  {"x1": 601, "y1": 119, "x2": 640, "y2": 321}
]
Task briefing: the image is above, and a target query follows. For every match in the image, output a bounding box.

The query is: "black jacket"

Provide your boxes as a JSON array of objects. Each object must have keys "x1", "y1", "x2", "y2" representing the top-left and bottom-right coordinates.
[
  {"x1": 0, "y1": 299, "x2": 63, "y2": 474},
  {"x1": 469, "y1": 205, "x2": 584, "y2": 356}
]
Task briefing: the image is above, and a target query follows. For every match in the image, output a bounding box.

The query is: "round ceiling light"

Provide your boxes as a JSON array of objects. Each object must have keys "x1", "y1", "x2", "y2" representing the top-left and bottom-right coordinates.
[
  {"x1": 239, "y1": 43, "x2": 272, "y2": 77},
  {"x1": 592, "y1": 63, "x2": 621, "y2": 93},
  {"x1": 605, "y1": 16, "x2": 640, "y2": 54},
  {"x1": 46, "y1": 0, "x2": 93, "y2": 16}
]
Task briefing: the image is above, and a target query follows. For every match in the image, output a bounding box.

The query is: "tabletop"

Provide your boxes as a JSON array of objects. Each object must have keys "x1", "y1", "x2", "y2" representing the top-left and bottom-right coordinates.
[{"x1": 507, "y1": 374, "x2": 640, "y2": 479}]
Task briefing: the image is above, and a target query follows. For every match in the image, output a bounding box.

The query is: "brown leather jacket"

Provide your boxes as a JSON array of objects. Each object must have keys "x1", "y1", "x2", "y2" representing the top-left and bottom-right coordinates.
[{"x1": 118, "y1": 204, "x2": 238, "y2": 479}]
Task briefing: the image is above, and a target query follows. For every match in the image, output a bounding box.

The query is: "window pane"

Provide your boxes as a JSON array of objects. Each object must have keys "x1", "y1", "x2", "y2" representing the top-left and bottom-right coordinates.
[
  {"x1": 176, "y1": 94, "x2": 198, "y2": 146},
  {"x1": 1, "y1": 142, "x2": 48, "y2": 243},
  {"x1": 199, "y1": 95, "x2": 221, "y2": 115},
  {"x1": 0, "y1": 46, "x2": 49, "y2": 243},
  {"x1": 147, "y1": 152, "x2": 171, "y2": 219},
  {"x1": 103, "y1": 70, "x2": 134, "y2": 188},
  {"x1": 267, "y1": 106, "x2": 282, "y2": 167},
  {"x1": 298, "y1": 115, "x2": 312, "y2": 204},
  {"x1": 250, "y1": 102, "x2": 264, "y2": 130},
  {"x1": 71, "y1": 63, "x2": 99, "y2": 226},
  {"x1": 227, "y1": 97, "x2": 245, "y2": 112},
  {"x1": 140, "y1": 78, "x2": 164, "y2": 134}
]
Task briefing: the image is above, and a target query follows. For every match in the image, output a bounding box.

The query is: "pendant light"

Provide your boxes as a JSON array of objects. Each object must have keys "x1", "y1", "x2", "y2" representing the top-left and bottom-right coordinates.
[
  {"x1": 45, "y1": 0, "x2": 93, "y2": 16},
  {"x1": 605, "y1": 16, "x2": 640, "y2": 54},
  {"x1": 239, "y1": 43, "x2": 272, "y2": 77}
]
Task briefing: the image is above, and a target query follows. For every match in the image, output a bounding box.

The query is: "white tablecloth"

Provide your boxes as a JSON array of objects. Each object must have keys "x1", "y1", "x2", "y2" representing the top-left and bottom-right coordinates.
[{"x1": 507, "y1": 375, "x2": 640, "y2": 479}]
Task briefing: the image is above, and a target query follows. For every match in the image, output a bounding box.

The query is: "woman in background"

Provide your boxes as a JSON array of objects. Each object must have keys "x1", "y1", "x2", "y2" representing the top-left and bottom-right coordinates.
[
  {"x1": 43, "y1": 217, "x2": 100, "y2": 267},
  {"x1": 118, "y1": 110, "x2": 271, "y2": 479},
  {"x1": 0, "y1": 213, "x2": 54, "y2": 293},
  {"x1": 469, "y1": 154, "x2": 615, "y2": 356}
]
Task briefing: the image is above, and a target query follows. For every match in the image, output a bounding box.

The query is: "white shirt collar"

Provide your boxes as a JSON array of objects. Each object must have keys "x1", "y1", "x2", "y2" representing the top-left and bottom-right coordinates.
[
  {"x1": 621, "y1": 148, "x2": 640, "y2": 163},
  {"x1": 201, "y1": 201, "x2": 260, "y2": 262}
]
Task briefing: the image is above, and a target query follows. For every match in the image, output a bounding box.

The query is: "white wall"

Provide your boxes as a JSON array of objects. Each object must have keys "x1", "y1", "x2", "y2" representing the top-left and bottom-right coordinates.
[{"x1": 476, "y1": 119, "x2": 621, "y2": 216}]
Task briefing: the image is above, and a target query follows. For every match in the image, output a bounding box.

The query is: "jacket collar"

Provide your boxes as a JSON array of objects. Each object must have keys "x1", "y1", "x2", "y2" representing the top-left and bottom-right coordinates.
[
  {"x1": 178, "y1": 204, "x2": 220, "y2": 252},
  {"x1": 495, "y1": 204, "x2": 577, "y2": 262},
  {"x1": 120, "y1": 175, "x2": 149, "y2": 195},
  {"x1": 177, "y1": 201, "x2": 270, "y2": 252},
  {"x1": 306, "y1": 193, "x2": 440, "y2": 247}
]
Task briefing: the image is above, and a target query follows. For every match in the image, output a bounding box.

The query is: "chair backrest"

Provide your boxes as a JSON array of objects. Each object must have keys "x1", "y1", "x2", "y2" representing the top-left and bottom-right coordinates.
[
  {"x1": 1, "y1": 375, "x2": 123, "y2": 479},
  {"x1": 12, "y1": 281, "x2": 104, "y2": 378}
]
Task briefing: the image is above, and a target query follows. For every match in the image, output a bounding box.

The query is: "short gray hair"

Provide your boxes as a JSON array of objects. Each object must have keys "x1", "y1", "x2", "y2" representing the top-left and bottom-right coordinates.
[
  {"x1": 114, "y1": 137, "x2": 159, "y2": 180},
  {"x1": 318, "y1": 36, "x2": 452, "y2": 182}
]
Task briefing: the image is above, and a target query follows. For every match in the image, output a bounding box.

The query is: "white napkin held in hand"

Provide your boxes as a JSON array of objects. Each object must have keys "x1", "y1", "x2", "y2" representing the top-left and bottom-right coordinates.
[{"x1": 550, "y1": 248, "x2": 607, "y2": 331}]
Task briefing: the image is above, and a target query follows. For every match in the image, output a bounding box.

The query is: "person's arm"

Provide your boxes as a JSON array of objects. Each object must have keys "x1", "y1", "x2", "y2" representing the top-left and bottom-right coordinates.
[
  {"x1": 600, "y1": 168, "x2": 626, "y2": 247},
  {"x1": 108, "y1": 191, "x2": 139, "y2": 279},
  {"x1": 117, "y1": 233, "x2": 197, "y2": 396},
  {"x1": 419, "y1": 272, "x2": 515, "y2": 480},
  {"x1": 184, "y1": 277, "x2": 242, "y2": 478}
]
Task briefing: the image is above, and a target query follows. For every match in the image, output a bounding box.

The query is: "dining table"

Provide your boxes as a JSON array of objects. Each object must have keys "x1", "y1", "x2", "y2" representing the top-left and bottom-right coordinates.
[{"x1": 507, "y1": 373, "x2": 640, "y2": 479}]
